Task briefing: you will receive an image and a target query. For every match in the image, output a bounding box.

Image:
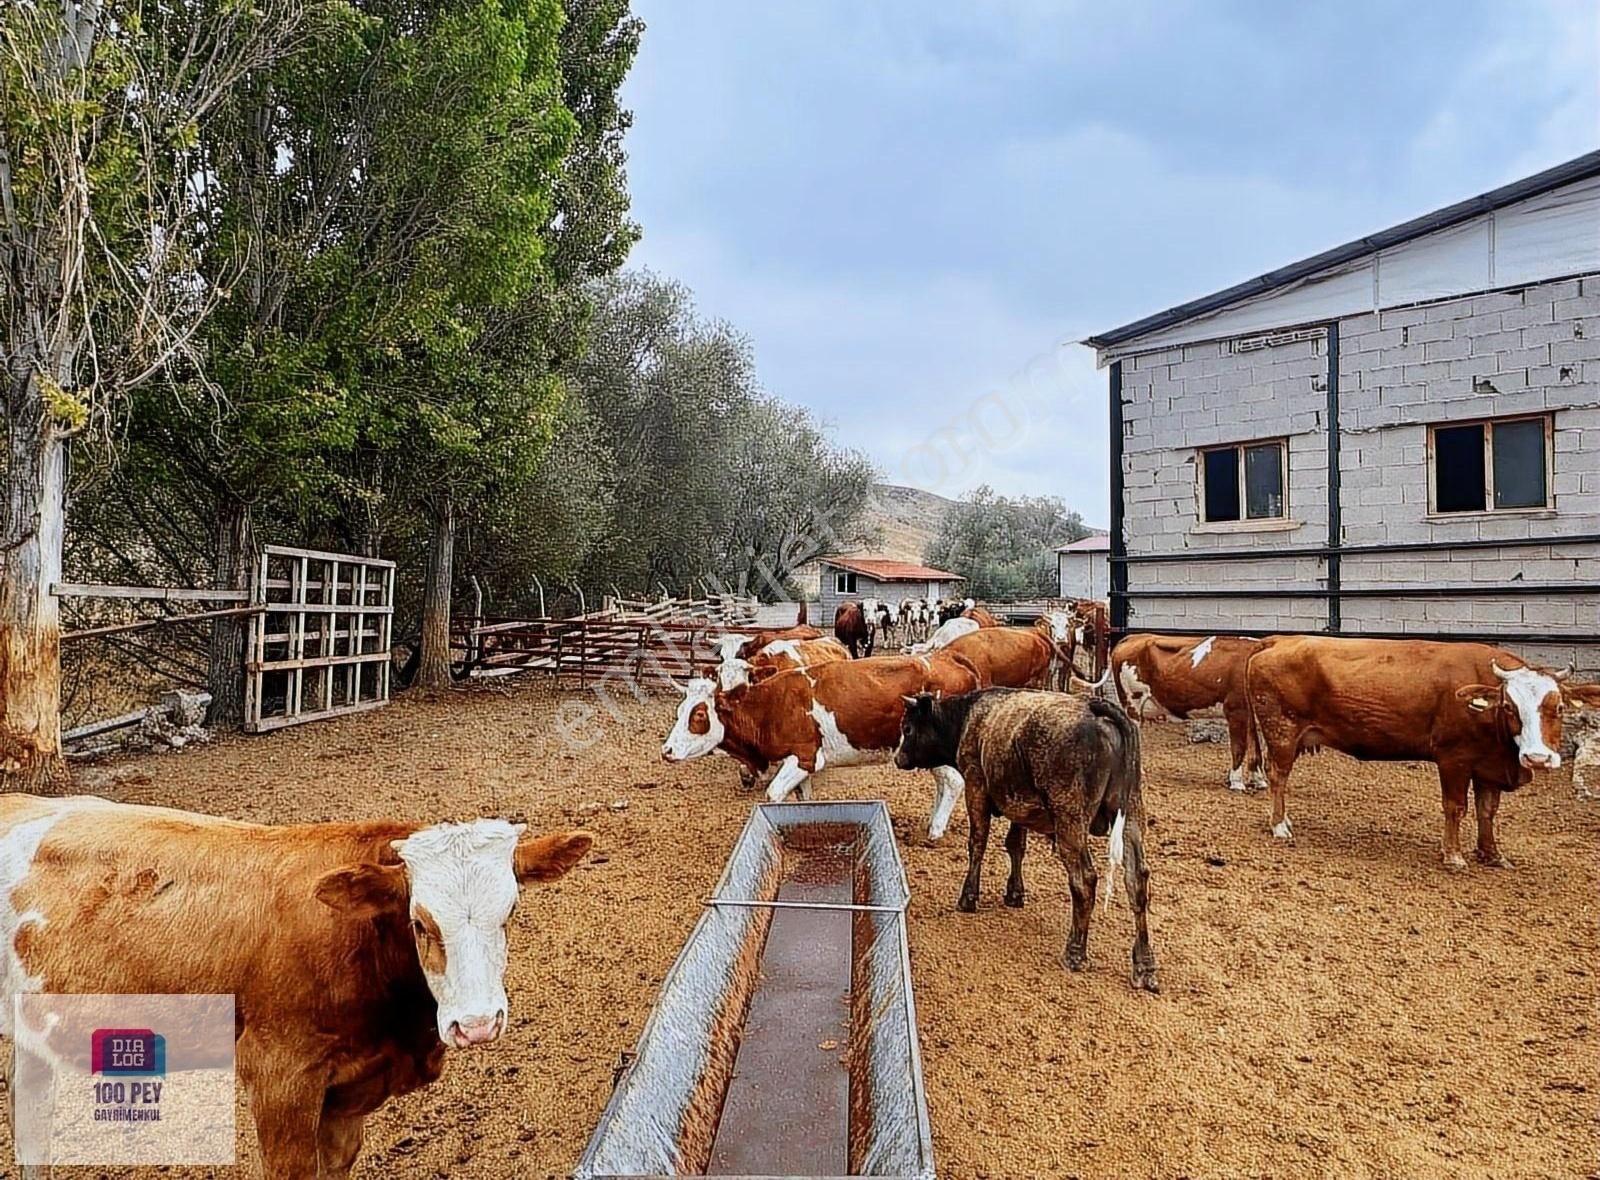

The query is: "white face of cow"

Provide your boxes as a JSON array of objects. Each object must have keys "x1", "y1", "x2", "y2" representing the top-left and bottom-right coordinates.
[
  {"x1": 1042, "y1": 611, "x2": 1072, "y2": 643},
  {"x1": 717, "y1": 658, "x2": 753, "y2": 692},
  {"x1": 1494, "y1": 664, "x2": 1563, "y2": 769},
  {"x1": 663, "y1": 677, "x2": 724, "y2": 761},
  {"x1": 314, "y1": 819, "x2": 592, "y2": 1050},
  {"x1": 711, "y1": 634, "x2": 751, "y2": 664}
]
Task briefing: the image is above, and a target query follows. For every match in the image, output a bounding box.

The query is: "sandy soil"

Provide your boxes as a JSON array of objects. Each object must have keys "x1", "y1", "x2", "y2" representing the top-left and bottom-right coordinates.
[{"x1": 3, "y1": 678, "x2": 1595, "y2": 1180}]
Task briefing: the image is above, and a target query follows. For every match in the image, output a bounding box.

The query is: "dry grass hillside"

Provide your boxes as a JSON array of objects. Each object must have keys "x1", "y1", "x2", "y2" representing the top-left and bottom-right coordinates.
[{"x1": 862, "y1": 483, "x2": 956, "y2": 565}]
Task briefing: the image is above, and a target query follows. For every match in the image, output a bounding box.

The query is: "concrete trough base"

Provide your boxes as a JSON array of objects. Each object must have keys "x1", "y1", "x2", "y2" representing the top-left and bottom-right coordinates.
[{"x1": 573, "y1": 802, "x2": 934, "y2": 1180}]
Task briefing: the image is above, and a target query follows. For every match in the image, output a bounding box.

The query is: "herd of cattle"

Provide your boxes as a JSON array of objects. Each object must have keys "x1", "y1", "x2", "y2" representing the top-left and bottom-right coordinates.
[
  {"x1": 665, "y1": 598, "x2": 1600, "y2": 994},
  {"x1": 1, "y1": 597, "x2": 1595, "y2": 1177}
]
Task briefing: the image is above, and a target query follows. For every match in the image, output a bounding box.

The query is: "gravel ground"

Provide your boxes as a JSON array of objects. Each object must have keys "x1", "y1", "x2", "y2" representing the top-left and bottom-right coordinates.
[{"x1": 3, "y1": 677, "x2": 1594, "y2": 1179}]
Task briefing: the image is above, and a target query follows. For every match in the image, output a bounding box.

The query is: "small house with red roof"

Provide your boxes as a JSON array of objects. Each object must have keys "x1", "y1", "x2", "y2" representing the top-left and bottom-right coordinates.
[{"x1": 817, "y1": 556, "x2": 963, "y2": 620}]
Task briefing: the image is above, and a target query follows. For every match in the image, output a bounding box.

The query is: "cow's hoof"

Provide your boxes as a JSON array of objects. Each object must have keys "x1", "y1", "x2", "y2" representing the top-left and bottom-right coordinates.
[
  {"x1": 1003, "y1": 890, "x2": 1025, "y2": 909},
  {"x1": 1063, "y1": 950, "x2": 1088, "y2": 973},
  {"x1": 1271, "y1": 819, "x2": 1293, "y2": 840},
  {"x1": 1226, "y1": 777, "x2": 1248, "y2": 793},
  {"x1": 1475, "y1": 849, "x2": 1511, "y2": 868},
  {"x1": 1248, "y1": 777, "x2": 1269, "y2": 794},
  {"x1": 1131, "y1": 965, "x2": 1160, "y2": 994},
  {"x1": 956, "y1": 894, "x2": 978, "y2": 914},
  {"x1": 1443, "y1": 852, "x2": 1468, "y2": 871}
]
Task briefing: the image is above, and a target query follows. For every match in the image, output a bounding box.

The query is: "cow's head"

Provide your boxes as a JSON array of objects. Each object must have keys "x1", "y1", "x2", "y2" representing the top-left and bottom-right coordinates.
[
  {"x1": 895, "y1": 692, "x2": 959, "y2": 770},
  {"x1": 710, "y1": 634, "x2": 752, "y2": 664},
  {"x1": 315, "y1": 820, "x2": 592, "y2": 1048},
  {"x1": 1457, "y1": 661, "x2": 1568, "y2": 769},
  {"x1": 663, "y1": 677, "x2": 724, "y2": 761},
  {"x1": 717, "y1": 657, "x2": 755, "y2": 692}
]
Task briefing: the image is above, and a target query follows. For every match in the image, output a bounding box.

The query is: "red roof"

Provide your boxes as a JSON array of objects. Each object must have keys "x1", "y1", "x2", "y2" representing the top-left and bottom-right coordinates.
[
  {"x1": 821, "y1": 556, "x2": 963, "y2": 582},
  {"x1": 1055, "y1": 534, "x2": 1110, "y2": 553}
]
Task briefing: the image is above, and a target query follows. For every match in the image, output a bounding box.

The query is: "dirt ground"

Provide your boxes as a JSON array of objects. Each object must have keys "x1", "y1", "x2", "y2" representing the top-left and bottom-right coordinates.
[{"x1": 4, "y1": 678, "x2": 1596, "y2": 1180}]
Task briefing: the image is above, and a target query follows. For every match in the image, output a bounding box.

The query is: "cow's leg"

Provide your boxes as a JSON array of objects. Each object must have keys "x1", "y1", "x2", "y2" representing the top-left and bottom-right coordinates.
[
  {"x1": 957, "y1": 795, "x2": 991, "y2": 913},
  {"x1": 1056, "y1": 814, "x2": 1096, "y2": 972},
  {"x1": 241, "y1": 1049, "x2": 325, "y2": 1180},
  {"x1": 317, "y1": 1109, "x2": 366, "y2": 1179},
  {"x1": 1003, "y1": 821, "x2": 1027, "y2": 908},
  {"x1": 1118, "y1": 806, "x2": 1159, "y2": 992},
  {"x1": 1472, "y1": 781, "x2": 1508, "y2": 867},
  {"x1": 764, "y1": 754, "x2": 813, "y2": 803},
  {"x1": 926, "y1": 765, "x2": 965, "y2": 841},
  {"x1": 1438, "y1": 765, "x2": 1470, "y2": 870},
  {"x1": 1222, "y1": 697, "x2": 1260, "y2": 789},
  {"x1": 1259, "y1": 733, "x2": 1296, "y2": 839}
]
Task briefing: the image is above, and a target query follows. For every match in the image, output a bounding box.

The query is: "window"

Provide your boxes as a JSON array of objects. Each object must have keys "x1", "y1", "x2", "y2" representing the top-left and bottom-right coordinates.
[
  {"x1": 1430, "y1": 415, "x2": 1551, "y2": 514},
  {"x1": 834, "y1": 571, "x2": 857, "y2": 594},
  {"x1": 1200, "y1": 439, "x2": 1287, "y2": 523}
]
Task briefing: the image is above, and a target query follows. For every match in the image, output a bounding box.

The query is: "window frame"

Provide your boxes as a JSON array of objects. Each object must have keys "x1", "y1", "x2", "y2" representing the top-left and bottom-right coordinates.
[
  {"x1": 1426, "y1": 413, "x2": 1554, "y2": 516},
  {"x1": 834, "y1": 570, "x2": 858, "y2": 594},
  {"x1": 1197, "y1": 437, "x2": 1290, "y2": 525}
]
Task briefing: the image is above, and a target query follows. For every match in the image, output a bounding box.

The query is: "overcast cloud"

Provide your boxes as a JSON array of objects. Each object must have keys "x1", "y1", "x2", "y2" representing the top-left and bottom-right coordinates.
[{"x1": 621, "y1": 1, "x2": 1600, "y2": 525}]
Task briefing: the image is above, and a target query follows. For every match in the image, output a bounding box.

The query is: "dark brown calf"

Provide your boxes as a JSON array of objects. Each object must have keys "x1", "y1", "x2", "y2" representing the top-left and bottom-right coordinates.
[{"x1": 896, "y1": 689, "x2": 1157, "y2": 991}]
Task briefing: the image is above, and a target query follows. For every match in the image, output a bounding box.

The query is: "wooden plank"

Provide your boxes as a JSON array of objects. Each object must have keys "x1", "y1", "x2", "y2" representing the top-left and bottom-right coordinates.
[
  {"x1": 51, "y1": 583, "x2": 251, "y2": 603},
  {"x1": 247, "y1": 697, "x2": 389, "y2": 734},
  {"x1": 63, "y1": 604, "x2": 264, "y2": 642},
  {"x1": 262, "y1": 543, "x2": 397, "y2": 569},
  {"x1": 261, "y1": 601, "x2": 393, "y2": 615},
  {"x1": 247, "y1": 651, "x2": 393, "y2": 674}
]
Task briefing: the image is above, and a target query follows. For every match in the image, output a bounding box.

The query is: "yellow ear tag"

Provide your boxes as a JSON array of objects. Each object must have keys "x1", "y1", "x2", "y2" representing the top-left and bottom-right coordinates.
[{"x1": 1468, "y1": 697, "x2": 1491, "y2": 712}]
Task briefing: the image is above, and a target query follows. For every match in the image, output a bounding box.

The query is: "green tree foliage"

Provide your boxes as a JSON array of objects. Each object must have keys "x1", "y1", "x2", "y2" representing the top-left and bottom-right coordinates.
[{"x1": 925, "y1": 485, "x2": 1089, "y2": 601}]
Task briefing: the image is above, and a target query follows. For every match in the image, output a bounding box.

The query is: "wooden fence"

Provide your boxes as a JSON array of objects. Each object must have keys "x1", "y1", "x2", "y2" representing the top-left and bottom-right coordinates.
[
  {"x1": 245, "y1": 545, "x2": 396, "y2": 732},
  {"x1": 452, "y1": 618, "x2": 726, "y2": 690}
]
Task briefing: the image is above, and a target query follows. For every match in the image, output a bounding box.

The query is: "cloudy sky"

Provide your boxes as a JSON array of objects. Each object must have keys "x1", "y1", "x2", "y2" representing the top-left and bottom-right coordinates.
[{"x1": 621, "y1": 1, "x2": 1599, "y2": 526}]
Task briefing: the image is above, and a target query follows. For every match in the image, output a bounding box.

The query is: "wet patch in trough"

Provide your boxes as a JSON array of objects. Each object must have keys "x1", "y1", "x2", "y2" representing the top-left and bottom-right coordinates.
[{"x1": 574, "y1": 801, "x2": 933, "y2": 1179}]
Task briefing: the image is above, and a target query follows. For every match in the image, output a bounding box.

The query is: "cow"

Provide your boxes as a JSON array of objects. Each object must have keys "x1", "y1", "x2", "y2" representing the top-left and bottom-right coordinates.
[
  {"x1": 875, "y1": 600, "x2": 899, "y2": 648},
  {"x1": 662, "y1": 653, "x2": 984, "y2": 838},
  {"x1": 709, "y1": 624, "x2": 823, "y2": 667},
  {"x1": 943, "y1": 626, "x2": 1054, "y2": 690},
  {"x1": 715, "y1": 636, "x2": 850, "y2": 691},
  {"x1": 1112, "y1": 633, "x2": 1265, "y2": 792},
  {"x1": 1244, "y1": 636, "x2": 1600, "y2": 866},
  {"x1": 962, "y1": 604, "x2": 1001, "y2": 628},
  {"x1": 907, "y1": 615, "x2": 979, "y2": 654},
  {"x1": 0, "y1": 794, "x2": 593, "y2": 1179},
  {"x1": 895, "y1": 690, "x2": 1157, "y2": 991},
  {"x1": 833, "y1": 601, "x2": 874, "y2": 658},
  {"x1": 936, "y1": 600, "x2": 966, "y2": 625},
  {"x1": 1035, "y1": 611, "x2": 1080, "y2": 688}
]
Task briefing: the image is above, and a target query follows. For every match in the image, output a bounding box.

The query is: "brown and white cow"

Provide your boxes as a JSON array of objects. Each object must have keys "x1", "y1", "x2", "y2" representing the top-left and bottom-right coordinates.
[
  {"x1": 1244, "y1": 636, "x2": 1600, "y2": 866},
  {"x1": 907, "y1": 615, "x2": 979, "y2": 654},
  {"x1": 715, "y1": 635, "x2": 850, "y2": 691},
  {"x1": 943, "y1": 626, "x2": 1055, "y2": 690},
  {"x1": 662, "y1": 653, "x2": 984, "y2": 838},
  {"x1": 962, "y1": 604, "x2": 1001, "y2": 628},
  {"x1": 833, "y1": 601, "x2": 874, "y2": 658},
  {"x1": 708, "y1": 624, "x2": 823, "y2": 666},
  {"x1": 1112, "y1": 633, "x2": 1265, "y2": 792},
  {"x1": 0, "y1": 794, "x2": 592, "y2": 1179}
]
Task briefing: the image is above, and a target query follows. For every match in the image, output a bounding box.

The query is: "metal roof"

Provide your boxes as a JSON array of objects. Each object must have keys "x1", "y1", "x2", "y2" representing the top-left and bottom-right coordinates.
[
  {"x1": 1084, "y1": 149, "x2": 1600, "y2": 350},
  {"x1": 819, "y1": 556, "x2": 963, "y2": 581},
  {"x1": 1054, "y1": 534, "x2": 1110, "y2": 554}
]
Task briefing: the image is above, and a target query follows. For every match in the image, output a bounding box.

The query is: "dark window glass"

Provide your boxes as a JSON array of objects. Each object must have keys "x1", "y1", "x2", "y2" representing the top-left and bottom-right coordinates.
[
  {"x1": 1203, "y1": 448, "x2": 1240, "y2": 522},
  {"x1": 1434, "y1": 423, "x2": 1486, "y2": 512},
  {"x1": 1244, "y1": 443, "x2": 1285, "y2": 519},
  {"x1": 1492, "y1": 418, "x2": 1546, "y2": 508}
]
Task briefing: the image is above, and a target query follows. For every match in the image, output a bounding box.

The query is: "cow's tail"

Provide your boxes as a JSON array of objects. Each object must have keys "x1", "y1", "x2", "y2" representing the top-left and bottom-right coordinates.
[{"x1": 1088, "y1": 696, "x2": 1141, "y2": 908}]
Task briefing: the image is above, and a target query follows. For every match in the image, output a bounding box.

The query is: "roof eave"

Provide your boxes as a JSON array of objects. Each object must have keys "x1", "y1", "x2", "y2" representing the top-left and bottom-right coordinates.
[{"x1": 1084, "y1": 148, "x2": 1600, "y2": 352}]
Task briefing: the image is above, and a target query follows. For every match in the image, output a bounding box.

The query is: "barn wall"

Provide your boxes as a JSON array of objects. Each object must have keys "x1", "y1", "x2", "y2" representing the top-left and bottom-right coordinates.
[
  {"x1": 817, "y1": 571, "x2": 951, "y2": 625},
  {"x1": 1117, "y1": 272, "x2": 1600, "y2": 670},
  {"x1": 1059, "y1": 552, "x2": 1109, "y2": 599}
]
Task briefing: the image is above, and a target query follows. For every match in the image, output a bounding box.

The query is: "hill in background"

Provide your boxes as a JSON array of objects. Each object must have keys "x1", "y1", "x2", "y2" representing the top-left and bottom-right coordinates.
[{"x1": 861, "y1": 483, "x2": 957, "y2": 565}]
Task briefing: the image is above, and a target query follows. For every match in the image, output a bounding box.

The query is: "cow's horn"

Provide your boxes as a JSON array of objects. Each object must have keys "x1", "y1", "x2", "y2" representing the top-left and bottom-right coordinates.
[
  {"x1": 902, "y1": 695, "x2": 918, "y2": 706},
  {"x1": 1491, "y1": 660, "x2": 1514, "y2": 681},
  {"x1": 1554, "y1": 662, "x2": 1574, "y2": 681}
]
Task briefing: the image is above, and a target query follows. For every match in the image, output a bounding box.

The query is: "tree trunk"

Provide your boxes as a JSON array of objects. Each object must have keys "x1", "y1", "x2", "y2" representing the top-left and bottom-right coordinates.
[
  {"x1": 206, "y1": 496, "x2": 254, "y2": 729},
  {"x1": 0, "y1": 376, "x2": 69, "y2": 791},
  {"x1": 415, "y1": 495, "x2": 455, "y2": 689}
]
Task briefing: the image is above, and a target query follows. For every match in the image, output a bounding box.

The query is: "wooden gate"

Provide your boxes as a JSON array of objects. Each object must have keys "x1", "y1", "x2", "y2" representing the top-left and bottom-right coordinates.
[{"x1": 245, "y1": 545, "x2": 395, "y2": 733}]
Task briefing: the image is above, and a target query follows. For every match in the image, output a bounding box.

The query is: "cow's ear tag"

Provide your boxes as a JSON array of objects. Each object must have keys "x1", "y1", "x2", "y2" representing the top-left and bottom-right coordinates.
[{"x1": 1468, "y1": 697, "x2": 1491, "y2": 712}]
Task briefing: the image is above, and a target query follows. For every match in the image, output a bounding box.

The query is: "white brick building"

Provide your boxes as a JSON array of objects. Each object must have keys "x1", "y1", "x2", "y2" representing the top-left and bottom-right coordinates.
[{"x1": 1085, "y1": 152, "x2": 1600, "y2": 671}]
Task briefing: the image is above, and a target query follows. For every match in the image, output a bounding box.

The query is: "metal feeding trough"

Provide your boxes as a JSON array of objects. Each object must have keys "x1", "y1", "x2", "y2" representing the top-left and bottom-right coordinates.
[{"x1": 574, "y1": 801, "x2": 934, "y2": 1180}]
